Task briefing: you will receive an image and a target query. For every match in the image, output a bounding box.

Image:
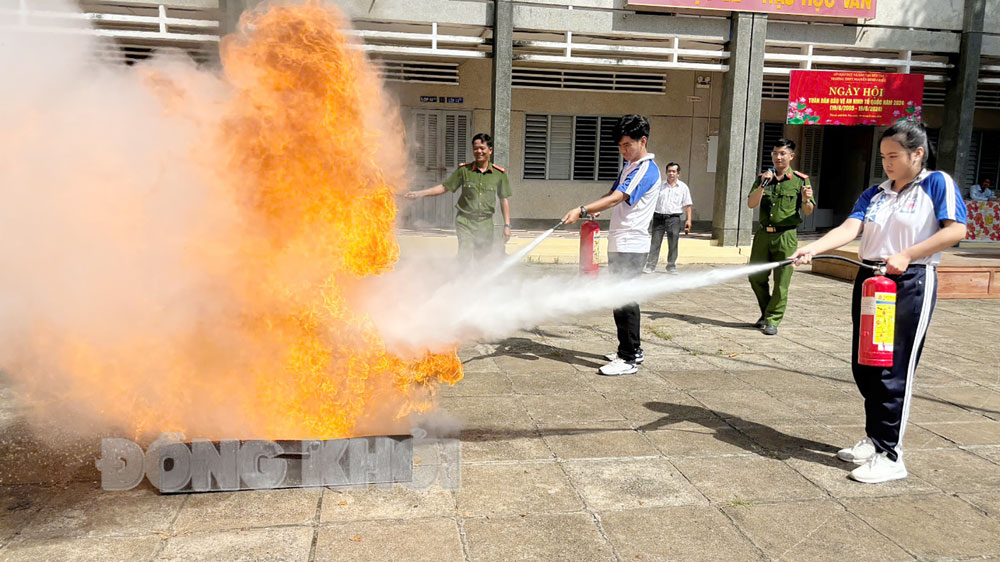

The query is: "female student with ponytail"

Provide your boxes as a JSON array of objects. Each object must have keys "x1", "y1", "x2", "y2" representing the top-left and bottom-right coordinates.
[{"x1": 790, "y1": 121, "x2": 968, "y2": 484}]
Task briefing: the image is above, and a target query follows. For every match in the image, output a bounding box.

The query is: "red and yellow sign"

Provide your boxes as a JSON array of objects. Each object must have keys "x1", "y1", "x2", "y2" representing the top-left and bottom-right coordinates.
[
  {"x1": 967, "y1": 201, "x2": 1000, "y2": 242},
  {"x1": 626, "y1": 0, "x2": 876, "y2": 19},
  {"x1": 787, "y1": 70, "x2": 924, "y2": 126}
]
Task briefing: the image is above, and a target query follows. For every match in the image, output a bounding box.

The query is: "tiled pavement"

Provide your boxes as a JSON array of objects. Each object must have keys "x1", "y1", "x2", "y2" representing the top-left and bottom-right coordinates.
[{"x1": 1, "y1": 265, "x2": 999, "y2": 561}]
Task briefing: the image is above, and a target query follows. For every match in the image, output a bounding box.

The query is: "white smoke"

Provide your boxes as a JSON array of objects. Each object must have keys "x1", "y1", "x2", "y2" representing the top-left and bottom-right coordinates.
[
  {"x1": 362, "y1": 259, "x2": 777, "y2": 356},
  {"x1": 0, "y1": 1, "x2": 240, "y2": 438}
]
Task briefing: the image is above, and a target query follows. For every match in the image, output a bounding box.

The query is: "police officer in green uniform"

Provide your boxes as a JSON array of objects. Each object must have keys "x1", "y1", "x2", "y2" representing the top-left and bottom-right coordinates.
[
  {"x1": 747, "y1": 138, "x2": 815, "y2": 335},
  {"x1": 405, "y1": 132, "x2": 512, "y2": 264}
]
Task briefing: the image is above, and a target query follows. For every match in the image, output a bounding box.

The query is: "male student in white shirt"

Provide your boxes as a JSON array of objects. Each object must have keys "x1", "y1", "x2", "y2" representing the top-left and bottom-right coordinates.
[
  {"x1": 644, "y1": 162, "x2": 692, "y2": 274},
  {"x1": 562, "y1": 115, "x2": 660, "y2": 376}
]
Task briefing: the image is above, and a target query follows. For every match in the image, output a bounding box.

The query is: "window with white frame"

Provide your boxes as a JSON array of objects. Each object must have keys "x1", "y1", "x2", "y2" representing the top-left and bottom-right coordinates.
[{"x1": 523, "y1": 114, "x2": 623, "y2": 181}]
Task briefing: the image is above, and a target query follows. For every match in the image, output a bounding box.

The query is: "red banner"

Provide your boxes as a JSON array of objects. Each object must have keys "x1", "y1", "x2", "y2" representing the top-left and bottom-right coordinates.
[
  {"x1": 787, "y1": 70, "x2": 924, "y2": 126},
  {"x1": 626, "y1": 0, "x2": 876, "y2": 19}
]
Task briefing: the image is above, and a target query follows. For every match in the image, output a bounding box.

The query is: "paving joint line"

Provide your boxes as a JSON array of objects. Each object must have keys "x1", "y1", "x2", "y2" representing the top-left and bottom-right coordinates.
[
  {"x1": 306, "y1": 489, "x2": 323, "y2": 562},
  {"x1": 551, "y1": 454, "x2": 624, "y2": 562}
]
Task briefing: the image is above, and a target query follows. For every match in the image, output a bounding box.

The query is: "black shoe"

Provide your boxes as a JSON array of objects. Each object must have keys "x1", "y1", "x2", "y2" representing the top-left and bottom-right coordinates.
[
  {"x1": 762, "y1": 325, "x2": 778, "y2": 336},
  {"x1": 753, "y1": 316, "x2": 766, "y2": 329},
  {"x1": 604, "y1": 348, "x2": 645, "y2": 364}
]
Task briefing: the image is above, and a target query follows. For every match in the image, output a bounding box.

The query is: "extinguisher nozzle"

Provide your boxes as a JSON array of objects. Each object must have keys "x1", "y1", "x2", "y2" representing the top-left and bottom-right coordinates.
[{"x1": 777, "y1": 259, "x2": 796, "y2": 267}]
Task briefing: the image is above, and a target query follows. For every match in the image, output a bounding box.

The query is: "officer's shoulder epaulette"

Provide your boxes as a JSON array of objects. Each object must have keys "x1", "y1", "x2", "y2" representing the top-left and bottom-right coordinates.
[
  {"x1": 459, "y1": 161, "x2": 472, "y2": 167},
  {"x1": 492, "y1": 164, "x2": 507, "y2": 173},
  {"x1": 794, "y1": 171, "x2": 809, "y2": 180}
]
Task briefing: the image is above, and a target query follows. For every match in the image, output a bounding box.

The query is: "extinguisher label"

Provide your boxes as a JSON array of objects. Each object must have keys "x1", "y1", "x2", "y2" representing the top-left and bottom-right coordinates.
[
  {"x1": 592, "y1": 230, "x2": 600, "y2": 265},
  {"x1": 874, "y1": 292, "x2": 896, "y2": 348},
  {"x1": 860, "y1": 296, "x2": 876, "y2": 316}
]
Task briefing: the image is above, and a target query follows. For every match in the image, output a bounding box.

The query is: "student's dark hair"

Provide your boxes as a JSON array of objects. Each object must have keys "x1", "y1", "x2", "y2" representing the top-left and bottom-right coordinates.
[
  {"x1": 666, "y1": 162, "x2": 681, "y2": 172},
  {"x1": 880, "y1": 121, "x2": 936, "y2": 170},
  {"x1": 773, "y1": 138, "x2": 796, "y2": 152},
  {"x1": 472, "y1": 132, "x2": 493, "y2": 149},
  {"x1": 612, "y1": 114, "x2": 650, "y2": 143}
]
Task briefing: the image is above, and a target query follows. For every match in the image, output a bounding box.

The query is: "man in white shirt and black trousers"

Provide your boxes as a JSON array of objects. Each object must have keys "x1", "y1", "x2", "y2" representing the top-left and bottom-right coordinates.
[
  {"x1": 563, "y1": 115, "x2": 661, "y2": 376},
  {"x1": 644, "y1": 162, "x2": 693, "y2": 274}
]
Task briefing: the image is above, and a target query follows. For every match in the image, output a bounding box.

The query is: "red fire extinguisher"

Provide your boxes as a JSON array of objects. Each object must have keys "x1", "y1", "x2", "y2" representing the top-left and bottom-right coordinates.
[
  {"x1": 858, "y1": 266, "x2": 896, "y2": 367},
  {"x1": 579, "y1": 217, "x2": 600, "y2": 277}
]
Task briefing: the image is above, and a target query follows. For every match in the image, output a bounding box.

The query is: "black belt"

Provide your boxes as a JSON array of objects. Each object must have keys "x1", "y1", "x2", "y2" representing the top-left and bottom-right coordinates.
[
  {"x1": 761, "y1": 224, "x2": 797, "y2": 233},
  {"x1": 458, "y1": 212, "x2": 493, "y2": 221},
  {"x1": 863, "y1": 259, "x2": 927, "y2": 269}
]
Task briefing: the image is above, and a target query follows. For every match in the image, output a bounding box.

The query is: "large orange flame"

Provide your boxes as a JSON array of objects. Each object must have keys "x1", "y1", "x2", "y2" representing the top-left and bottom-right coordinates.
[
  {"x1": 215, "y1": 2, "x2": 464, "y2": 438},
  {"x1": 11, "y1": 2, "x2": 462, "y2": 441}
]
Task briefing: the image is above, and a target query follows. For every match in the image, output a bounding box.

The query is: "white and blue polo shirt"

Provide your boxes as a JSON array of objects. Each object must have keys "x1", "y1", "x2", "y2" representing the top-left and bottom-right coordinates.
[
  {"x1": 849, "y1": 170, "x2": 967, "y2": 265},
  {"x1": 609, "y1": 153, "x2": 661, "y2": 253}
]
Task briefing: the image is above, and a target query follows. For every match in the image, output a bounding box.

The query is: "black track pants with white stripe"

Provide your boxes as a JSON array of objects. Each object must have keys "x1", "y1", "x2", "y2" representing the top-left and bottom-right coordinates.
[{"x1": 851, "y1": 264, "x2": 937, "y2": 462}]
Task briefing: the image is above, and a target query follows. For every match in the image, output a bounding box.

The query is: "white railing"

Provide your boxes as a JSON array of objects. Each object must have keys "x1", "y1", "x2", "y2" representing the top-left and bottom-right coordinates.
[
  {"x1": 512, "y1": 33, "x2": 729, "y2": 72},
  {"x1": 1, "y1": 0, "x2": 220, "y2": 42},
  {"x1": 351, "y1": 24, "x2": 730, "y2": 71},
  {"x1": 763, "y1": 42, "x2": 953, "y2": 82},
  {"x1": 350, "y1": 24, "x2": 488, "y2": 58},
  {"x1": 2, "y1": 0, "x2": 219, "y2": 63}
]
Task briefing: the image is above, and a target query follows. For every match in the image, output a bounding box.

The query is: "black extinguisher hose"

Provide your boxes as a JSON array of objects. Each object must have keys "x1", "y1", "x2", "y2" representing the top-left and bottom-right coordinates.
[{"x1": 778, "y1": 254, "x2": 884, "y2": 273}]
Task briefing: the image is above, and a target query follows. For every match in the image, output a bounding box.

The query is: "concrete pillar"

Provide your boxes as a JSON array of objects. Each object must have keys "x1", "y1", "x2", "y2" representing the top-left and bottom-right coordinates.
[
  {"x1": 937, "y1": 0, "x2": 985, "y2": 185},
  {"x1": 490, "y1": 0, "x2": 514, "y2": 169},
  {"x1": 711, "y1": 13, "x2": 767, "y2": 247},
  {"x1": 491, "y1": 0, "x2": 513, "y2": 230}
]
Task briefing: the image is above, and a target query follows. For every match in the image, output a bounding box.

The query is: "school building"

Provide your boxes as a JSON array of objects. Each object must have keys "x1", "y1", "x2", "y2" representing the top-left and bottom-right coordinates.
[{"x1": 24, "y1": 0, "x2": 1000, "y2": 245}]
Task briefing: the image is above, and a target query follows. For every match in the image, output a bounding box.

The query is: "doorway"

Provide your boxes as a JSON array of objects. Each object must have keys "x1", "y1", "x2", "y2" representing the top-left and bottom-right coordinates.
[
  {"x1": 820, "y1": 126, "x2": 876, "y2": 225},
  {"x1": 403, "y1": 109, "x2": 472, "y2": 228}
]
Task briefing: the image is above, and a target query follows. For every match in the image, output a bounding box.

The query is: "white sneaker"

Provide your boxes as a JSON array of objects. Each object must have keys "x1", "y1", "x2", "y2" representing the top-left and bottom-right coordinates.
[
  {"x1": 837, "y1": 437, "x2": 876, "y2": 464},
  {"x1": 598, "y1": 357, "x2": 638, "y2": 376},
  {"x1": 850, "y1": 452, "x2": 907, "y2": 484},
  {"x1": 603, "y1": 349, "x2": 644, "y2": 364}
]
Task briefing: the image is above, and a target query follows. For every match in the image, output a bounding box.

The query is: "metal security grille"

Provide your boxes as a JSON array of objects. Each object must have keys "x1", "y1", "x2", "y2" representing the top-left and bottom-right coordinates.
[
  {"x1": 871, "y1": 126, "x2": 888, "y2": 182},
  {"x1": 975, "y1": 87, "x2": 1000, "y2": 110},
  {"x1": 923, "y1": 83, "x2": 947, "y2": 106},
  {"x1": 523, "y1": 114, "x2": 549, "y2": 180},
  {"x1": 762, "y1": 79, "x2": 790, "y2": 101},
  {"x1": 548, "y1": 115, "x2": 573, "y2": 180},
  {"x1": 799, "y1": 127, "x2": 823, "y2": 177},
  {"x1": 523, "y1": 114, "x2": 622, "y2": 181},
  {"x1": 378, "y1": 60, "x2": 459, "y2": 84},
  {"x1": 598, "y1": 118, "x2": 621, "y2": 180},
  {"x1": 758, "y1": 122, "x2": 785, "y2": 173},
  {"x1": 926, "y1": 128, "x2": 940, "y2": 154},
  {"x1": 974, "y1": 131, "x2": 1000, "y2": 186},
  {"x1": 512, "y1": 67, "x2": 666, "y2": 94},
  {"x1": 964, "y1": 131, "x2": 992, "y2": 188}
]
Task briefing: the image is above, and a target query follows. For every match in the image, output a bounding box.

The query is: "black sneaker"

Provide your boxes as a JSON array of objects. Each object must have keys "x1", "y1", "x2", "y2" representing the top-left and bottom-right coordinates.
[
  {"x1": 604, "y1": 349, "x2": 645, "y2": 364},
  {"x1": 753, "y1": 316, "x2": 766, "y2": 329},
  {"x1": 763, "y1": 325, "x2": 778, "y2": 336}
]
